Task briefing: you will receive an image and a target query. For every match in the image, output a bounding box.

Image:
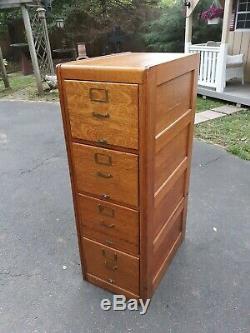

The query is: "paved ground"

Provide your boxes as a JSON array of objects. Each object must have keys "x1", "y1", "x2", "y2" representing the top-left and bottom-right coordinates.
[{"x1": 0, "y1": 100, "x2": 250, "y2": 333}]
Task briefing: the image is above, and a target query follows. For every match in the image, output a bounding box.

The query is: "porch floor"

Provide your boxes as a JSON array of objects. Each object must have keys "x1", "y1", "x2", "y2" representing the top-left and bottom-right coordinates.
[{"x1": 198, "y1": 82, "x2": 250, "y2": 107}]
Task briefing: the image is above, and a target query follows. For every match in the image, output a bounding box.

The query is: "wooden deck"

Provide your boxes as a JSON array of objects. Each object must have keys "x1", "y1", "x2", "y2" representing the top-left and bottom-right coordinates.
[{"x1": 198, "y1": 82, "x2": 250, "y2": 107}]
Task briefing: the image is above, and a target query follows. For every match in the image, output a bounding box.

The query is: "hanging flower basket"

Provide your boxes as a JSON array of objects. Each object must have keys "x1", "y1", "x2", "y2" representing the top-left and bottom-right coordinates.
[
  {"x1": 208, "y1": 17, "x2": 221, "y2": 25},
  {"x1": 200, "y1": 4, "x2": 224, "y2": 24}
]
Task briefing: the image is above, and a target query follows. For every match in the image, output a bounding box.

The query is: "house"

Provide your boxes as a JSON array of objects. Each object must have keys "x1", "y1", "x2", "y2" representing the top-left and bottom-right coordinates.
[{"x1": 185, "y1": 0, "x2": 250, "y2": 106}]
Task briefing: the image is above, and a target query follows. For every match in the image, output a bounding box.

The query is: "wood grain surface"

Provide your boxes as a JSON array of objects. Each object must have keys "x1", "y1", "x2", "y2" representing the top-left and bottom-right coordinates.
[
  {"x1": 72, "y1": 143, "x2": 139, "y2": 207},
  {"x1": 77, "y1": 194, "x2": 139, "y2": 255},
  {"x1": 64, "y1": 80, "x2": 139, "y2": 149},
  {"x1": 83, "y1": 237, "x2": 139, "y2": 294}
]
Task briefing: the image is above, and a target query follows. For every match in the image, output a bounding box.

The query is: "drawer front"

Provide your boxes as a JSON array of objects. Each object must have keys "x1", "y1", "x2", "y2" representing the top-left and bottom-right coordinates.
[
  {"x1": 77, "y1": 194, "x2": 139, "y2": 255},
  {"x1": 64, "y1": 80, "x2": 138, "y2": 149},
  {"x1": 83, "y1": 238, "x2": 139, "y2": 294},
  {"x1": 86, "y1": 273, "x2": 139, "y2": 299},
  {"x1": 72, "y1": 143, "x2": 138, "y2": 207}
]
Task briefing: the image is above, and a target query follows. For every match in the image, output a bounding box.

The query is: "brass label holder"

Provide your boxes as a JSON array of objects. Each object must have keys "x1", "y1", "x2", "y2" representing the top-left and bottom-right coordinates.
[
  {"x1": 97, "y1": 204, "x2": 115, "y2": 218},
  {"x1": 102, "y1": 250, "x2": 118, "y2": 271},
  {"x1": 94, "y1": 153, "x2": 112, "y2": 166},
  {"x1": 89, "y1": 88, "x2": 109, "y2": 103}
]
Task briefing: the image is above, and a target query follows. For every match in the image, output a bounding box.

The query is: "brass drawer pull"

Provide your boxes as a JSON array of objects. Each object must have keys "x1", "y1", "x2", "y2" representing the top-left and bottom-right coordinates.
[
  {"x1": 101, "y1": 222, "x2": 115, "y2": 228},
  {"x1": 92, "y1": 111, "x2": 110, "y2": 119},
  {"x1": 98, "y1": 204, "x2": 115, "y2": 218},
  {"x1": 96, "y1": 171, "x2": 113, "y2": 179},
  {"x1": 101, "y1": 193, "x2": 110, "y2": 200},
  {"x1": 94, "y1": 153, "x2": 112, "y2": 166},
  {"x1": 97, "y1": 139, "x2": 108, "y2": 145}
]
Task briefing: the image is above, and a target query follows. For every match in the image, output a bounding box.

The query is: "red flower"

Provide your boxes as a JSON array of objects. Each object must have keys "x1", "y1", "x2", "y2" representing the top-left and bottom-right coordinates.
[{"x1": 200, "y1": 5, "x2": 224, "y2": 22}]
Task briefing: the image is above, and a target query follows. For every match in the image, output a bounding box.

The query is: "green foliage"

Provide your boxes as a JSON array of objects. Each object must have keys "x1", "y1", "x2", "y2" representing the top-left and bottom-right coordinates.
[
  {"x1": 143, "y1": 0, "x2": 222, "y2": 52},
  {"x1": 48, "y1": 0, "x2": 159, "y2": 43},
  {"x1": 0, "y1": 9, "x2": 21, "y2": 35},
  {"x1": 143, "y1": 0, "x2": 185, "y2": 52},
  {"x1": 0, "y1": 0, "x2": 159, "y2": 44},
  {"x1": 0, "y1": 0, "x2": 223, "y2": 55}
]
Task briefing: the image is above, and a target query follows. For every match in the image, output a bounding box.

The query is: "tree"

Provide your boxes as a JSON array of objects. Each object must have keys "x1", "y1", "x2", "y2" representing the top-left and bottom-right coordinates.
[
  {"x1": 143, "y1": 0, "x2": 222, "y2": 52},
  {"x1": 48, "y1": 0, "x2": 159, "y2": 42},
  {"x1": 0, "y1": 9, "x2": 20, "y2": 35},
  {"x1": 43, "y1": 0, "x2": 160, "y2": 55},
  {"x1": 143, "y1": 1, "x2": 185, "y2": 52}
]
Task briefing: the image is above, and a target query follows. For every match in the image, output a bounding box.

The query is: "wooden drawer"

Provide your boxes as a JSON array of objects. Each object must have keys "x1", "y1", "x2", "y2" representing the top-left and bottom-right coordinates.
[
  {"x1": 83, "y1": 238, "x2": 139, "y2": 294},
  {"x1": 64, "y1": 80, "x2": 138, "y2": 149},
  {"x1": 77, "y1": 194, "x2": 139, "y2": 255},
  {"x1": 86, "y1": 273, "x2": 139, "y2": 299},
  {"x1": 72, "y1": 143, "x2": 138, "y2": 207}
]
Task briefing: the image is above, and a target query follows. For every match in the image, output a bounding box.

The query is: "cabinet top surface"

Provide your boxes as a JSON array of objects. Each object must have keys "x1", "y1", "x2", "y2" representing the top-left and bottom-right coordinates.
[
  {"x1": 61, "y1": 52, "x2": 188, "y2": 70},
  {"x1": 58, "y1": 52, "x2": 198, "y2": 83}
]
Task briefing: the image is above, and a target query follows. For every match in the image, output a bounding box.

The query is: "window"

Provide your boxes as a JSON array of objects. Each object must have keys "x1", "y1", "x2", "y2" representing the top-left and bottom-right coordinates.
[{"x1": 235, "y1": 0, "x2": 250, "y2": 30}]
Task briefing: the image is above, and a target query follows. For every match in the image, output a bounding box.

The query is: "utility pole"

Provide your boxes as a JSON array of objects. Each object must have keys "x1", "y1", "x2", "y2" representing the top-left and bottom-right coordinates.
[
  {"x1": 0, "y1": 46, "x2": 10, "y2": 89},
  {"x1": 21, "y1": 4, "x2": 44, "y2": 95}
]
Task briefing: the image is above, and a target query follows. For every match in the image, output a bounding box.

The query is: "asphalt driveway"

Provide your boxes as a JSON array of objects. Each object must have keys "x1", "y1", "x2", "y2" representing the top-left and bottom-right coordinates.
[{"x1": 0, "y1": 100, "x2": 249, "y2": 333}]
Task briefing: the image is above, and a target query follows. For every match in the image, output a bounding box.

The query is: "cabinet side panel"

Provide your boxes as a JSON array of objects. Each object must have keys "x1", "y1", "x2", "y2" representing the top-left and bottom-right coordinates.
[
  {"x1": 182, "y1": 58, "x2": 199, "y2": 239},
  {"x1": 155, "y1": 71, "x2": 193, "y2": 134},
  {"x1": 151, "y1": 55, "x2": 199, "y2": 292}
]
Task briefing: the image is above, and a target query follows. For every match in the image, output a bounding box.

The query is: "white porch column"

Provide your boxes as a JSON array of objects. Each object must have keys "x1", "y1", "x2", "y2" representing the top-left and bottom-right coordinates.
[
  {"x1": 185, "y1": 0, "x2": 201, "y2": 53},
  {"x1": 185, "y1": 11, "x2": 192, "y2": 53},
  {"x1": 221, "y1": 0, "x2": 233, "y2": 44},
  {"x1": 216, "y1": 43, "x2": 228, "y2": 92},
  {"x1": 216, "y1": 0, "x2": 233, "y2": 92}
]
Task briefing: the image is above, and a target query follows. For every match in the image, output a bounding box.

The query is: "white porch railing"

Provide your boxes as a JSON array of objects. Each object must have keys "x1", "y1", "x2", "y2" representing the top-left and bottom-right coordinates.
[{"x1": 187, "y1": 43, "x2": 227, "y2": 92}]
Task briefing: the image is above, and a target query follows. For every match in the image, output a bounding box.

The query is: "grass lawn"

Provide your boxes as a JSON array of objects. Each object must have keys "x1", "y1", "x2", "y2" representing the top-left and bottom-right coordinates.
[
  {"x1": 195, "y1": 110, "x2": 250, "y2": 160},
  {"x1": 196, "y1": 96, "x2": 225, "y2": 112},
  {"x1": 0, "y1": 72, "x2": 58, "y2": 102}
]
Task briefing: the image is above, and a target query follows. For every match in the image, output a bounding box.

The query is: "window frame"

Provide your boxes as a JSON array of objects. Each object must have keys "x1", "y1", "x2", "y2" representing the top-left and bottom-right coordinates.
[{"x1": 235, "y1": 0, "x2": 250, "y2": 31}]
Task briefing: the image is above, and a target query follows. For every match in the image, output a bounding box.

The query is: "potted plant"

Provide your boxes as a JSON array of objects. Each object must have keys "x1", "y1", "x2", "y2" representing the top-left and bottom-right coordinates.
[{"x1": 200, "y1": 4, "x2": 224, "y2": 25}]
